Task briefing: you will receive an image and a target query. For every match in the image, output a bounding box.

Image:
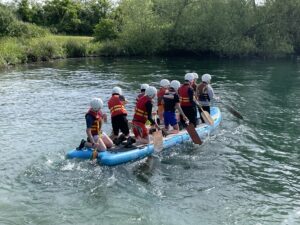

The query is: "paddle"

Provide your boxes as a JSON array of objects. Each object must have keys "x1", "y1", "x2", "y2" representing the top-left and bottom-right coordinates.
[
  {"x1": 152, "y1": 114, "x2": 163, "y2": 152},
  {"x1": 176, "y1": 105, "x2": 202, "y2": 145},
  {"x1": 186, "y1": 123, "x2": 202, "y2": 144},
  {"x1": 195, "y1": 101, "x2": 214, "y2": 125},
  {"x1": 91, "y1": 137, "x2": 100, "y2": 160},
  {"x1": 219, "y1": 100, "x2": 243, "y2": 120},
  {"x1": 91, "y1": 148, "x2": 98, "y2": 160}
]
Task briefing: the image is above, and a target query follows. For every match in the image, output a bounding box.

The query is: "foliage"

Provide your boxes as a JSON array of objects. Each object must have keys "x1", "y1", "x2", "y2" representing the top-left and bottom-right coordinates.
[
  {"x1": 102, "y1": 0, "x2": 300, "y2": 57},
  {"x1": 64, "y1": 39, "x2": 87, "y2": 57},
  {"x1": 26, "y1": 37, "x2": 65, "y2": 61},
  {"x1": 42, "y1": 0, "x2": 82, "y2": 34},
  {"x1": 0, "y1": 35, "x2": 94, "y2": 67},
  {"x1": 95, "y1": 40, "x2": 125, "y2": 56},
  {"x1": 9, "y1": 22, "x2": 49, "y2": 38},
  {"x1": 0, "y1": 38, "x2": 27, "y2": 65},
  {"x1": 2, "y1": 0, "x2": 300, "y2": 58},
  {"x1": 116, "y1": 0, "x2": 166, "y2": 55},
  {"x1": 77, "y1": 0, "x2": 111, "y2": 35},
  {"x1": 93, "y1": 18, "x2": 118, "y2": 41},
  {"x1": 0, "y1": 5, "x2": 16, "y2": 37},
  {"x1": 16, "y1": 0, "x2": 112, "y2": 35},
  {"x1": 17, "y1": 0, "x2": 33, "y2": 22},
  {"x1": 0, "y1": 4, "x2": 48, "y2": 38}
]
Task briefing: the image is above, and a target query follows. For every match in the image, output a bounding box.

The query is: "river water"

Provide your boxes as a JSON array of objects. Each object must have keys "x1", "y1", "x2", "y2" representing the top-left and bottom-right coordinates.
[{"x1": 0, "y1": 57, "x2": 299, "y2": 225}]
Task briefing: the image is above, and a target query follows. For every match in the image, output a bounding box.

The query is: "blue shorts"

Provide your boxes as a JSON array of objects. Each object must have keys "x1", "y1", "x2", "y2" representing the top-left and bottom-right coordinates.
[{"x1": 163, "y1": 111, "x2": 177, "y2": 127}]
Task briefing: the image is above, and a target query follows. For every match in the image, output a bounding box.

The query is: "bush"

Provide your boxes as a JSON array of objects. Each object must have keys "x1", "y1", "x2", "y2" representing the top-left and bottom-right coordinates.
[
  {"x1": 64, "y1": 39, "x2": 87, "y2": 57},
  {"x1": 0, "y1": 55, "x2": 6, "y2": 68},
  {"x1": 0, "y1": 6, "x2": 16, "y2": 37},
  {"x1": 8, "y1": 22, "x2": 49, "y2": 38},
  {"x1": 26, "y1": 38, "x2": 65, "y2": 61},
  {"x1": 0, "y1": 38, "x2": 27, "y2": 65},
  {"x1": 94, "y1": 19, "x2": 118, "y2": 41},
  {"x1": 95, "y1": 40, "x2": 126, "y2": 56}
]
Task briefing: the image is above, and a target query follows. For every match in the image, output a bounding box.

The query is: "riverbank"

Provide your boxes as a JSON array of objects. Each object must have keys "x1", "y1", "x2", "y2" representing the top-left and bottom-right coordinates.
[
  {"x1": 0, "y1": 35, "x2": 103, "y2": 68},
  {"x1": 1, "y1": 34, "x2": 298, "y2": 70}
]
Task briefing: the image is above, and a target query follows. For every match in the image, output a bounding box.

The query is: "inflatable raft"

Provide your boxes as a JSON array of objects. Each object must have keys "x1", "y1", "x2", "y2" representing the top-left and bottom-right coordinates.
[{"x1": 66, "y1": 107, "x2": 222, "y2": 166}]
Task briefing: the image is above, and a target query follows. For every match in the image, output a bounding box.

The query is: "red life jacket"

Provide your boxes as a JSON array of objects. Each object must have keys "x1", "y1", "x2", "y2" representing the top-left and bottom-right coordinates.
[
  {"x1": 136, "y1": 92, "x2": 145, "y2": 105},
  {"x1": 85, "y1": 108, "x2": 102, "y2": 136},
  {"x1": 178, "y1": 83, "x2": 193, "y2": 107},
  {"x1": 157, "y1": 87, "x2": 167, "y2": 106},
  {"x1": 108, "y1": 94, "x2": 127, "y2": 117},
  {"x1": 133, "y1": 95, "x2": 151, "y2": 124},
  {"x1": 197, "y1": 82, "x2": 210, "y2": 102}
]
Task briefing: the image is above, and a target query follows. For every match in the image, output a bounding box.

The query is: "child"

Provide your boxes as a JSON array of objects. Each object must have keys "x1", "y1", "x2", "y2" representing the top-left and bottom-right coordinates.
[
  {"x1": 157, "y1": 79, "x2": 170, "y2": 124},
  {"x1": 196, "y1": 73, "x2": 219, "y2": 123},
  {"x1": 77, "y1": 98, "x2": 113, "y2": 152},
  {"x1": 162, "y1": 80, "x2": 189, "y2": 134},
  {"x1": 108, "y1": 86, "x2": 134, "y2": 146},
  {"x1": 132, "y1": 86, "x2": 159, "y2": 144},
  {"x1": 136, "y1": 83, "x2": 149, "y2": 105}
]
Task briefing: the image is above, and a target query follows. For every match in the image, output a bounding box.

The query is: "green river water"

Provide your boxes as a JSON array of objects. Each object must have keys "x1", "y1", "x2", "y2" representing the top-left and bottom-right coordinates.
[{"x1": 0, "y1": 57, "x2": 299, "y2": 225}]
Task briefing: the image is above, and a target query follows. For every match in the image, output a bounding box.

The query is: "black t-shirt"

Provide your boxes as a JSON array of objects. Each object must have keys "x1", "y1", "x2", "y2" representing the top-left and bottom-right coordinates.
[{"x1": 163, "y1": 91, "x2": 179, "y2": 112}]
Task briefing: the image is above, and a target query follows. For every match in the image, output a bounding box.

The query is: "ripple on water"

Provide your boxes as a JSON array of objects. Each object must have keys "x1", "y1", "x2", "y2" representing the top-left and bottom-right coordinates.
[{"x1": 0, "y1": 58, "x2": 300, "y2": 225}]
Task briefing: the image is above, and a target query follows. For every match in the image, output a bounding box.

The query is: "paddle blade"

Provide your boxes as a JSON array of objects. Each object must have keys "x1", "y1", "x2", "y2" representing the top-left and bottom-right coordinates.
[
  {"x1": 224, "y1": 104, "x2": 243, "y2": 120},
  {"x1": 153, "y1": 130, "x2": 163, "y2": 152},
  {"x1": 201, "y1": 111, "x2": 214, "y2": 125},
  {"x1": 186, "y1": 123, "x2": 202, "y2": 144}
]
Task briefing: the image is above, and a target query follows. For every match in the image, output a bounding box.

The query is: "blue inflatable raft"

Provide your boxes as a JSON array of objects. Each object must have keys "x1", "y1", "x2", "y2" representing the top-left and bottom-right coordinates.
[{"x1": 66, "y1": 107, "x2": 222, "y2": 166}]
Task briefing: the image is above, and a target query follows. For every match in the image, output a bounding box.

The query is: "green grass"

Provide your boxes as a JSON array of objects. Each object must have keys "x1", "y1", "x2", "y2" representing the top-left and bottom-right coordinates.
[{"x1": 0, "y1": 35, "x2": 103, "y2": 68}]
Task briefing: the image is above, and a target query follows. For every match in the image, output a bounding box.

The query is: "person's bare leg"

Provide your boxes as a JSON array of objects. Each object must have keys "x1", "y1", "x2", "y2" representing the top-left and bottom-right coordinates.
[
  {"x1": 168, "y1": 124, "x2": 179, "y2": 134},
  {"x1": 101, "y1": 133, "x2": 113, "y2": 148}
]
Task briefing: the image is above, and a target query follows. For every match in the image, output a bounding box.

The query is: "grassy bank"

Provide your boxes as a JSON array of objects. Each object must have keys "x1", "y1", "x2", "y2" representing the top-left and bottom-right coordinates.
[{"x1": 0, "y1": 35, "x2": 105, "y2": 68}]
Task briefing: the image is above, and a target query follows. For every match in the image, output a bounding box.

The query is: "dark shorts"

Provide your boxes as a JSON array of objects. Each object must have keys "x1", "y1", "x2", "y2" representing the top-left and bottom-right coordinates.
[
  {"x1": 163, "y1": 111, "x2": 177, "y2": 127},
  {"x1": 112, "y1": 114, "x2": 129, "y2": 136},
  {"x1": 180, "y1": 106, "x2": 197, "y2": 127}
]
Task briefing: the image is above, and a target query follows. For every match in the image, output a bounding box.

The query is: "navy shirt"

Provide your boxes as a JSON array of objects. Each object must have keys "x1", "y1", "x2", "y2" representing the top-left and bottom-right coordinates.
[
  {"x1": 85, "y1": 114, "x2": 95, "y2": 129},
  {"x1": 163, "y1": 92, "x2": 179, "y2": 112}
]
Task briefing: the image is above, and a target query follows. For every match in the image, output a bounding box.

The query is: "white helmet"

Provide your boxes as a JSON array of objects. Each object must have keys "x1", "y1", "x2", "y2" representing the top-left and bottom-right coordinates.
[
  {"x1": 90, "y1": 98, "x2": 103, "y2": 111},
  {"x1": 160, "y1": 79, "x2": 170, "y2": 88},
  {"x1": 140, "y1": 83, "x2": 149, "y2": 90},
  {"x1": 145, "y1": 86, "x2": 157, "y2": 98},
  {"x1": 170, "y1": 80, "x2": 181, "y2": 90},
  {"x1": 184, "y1": 73, "x2": 194, "y2": 82},
  {"x1": 193, "y1": 72, "x2": 199, "y2": 79},
  {"x1": 202, "y1": 73, "x2": 212, "y2": 83},
  {"x1": 112, "y1": 86, "x2": 122, "y2": 95}
]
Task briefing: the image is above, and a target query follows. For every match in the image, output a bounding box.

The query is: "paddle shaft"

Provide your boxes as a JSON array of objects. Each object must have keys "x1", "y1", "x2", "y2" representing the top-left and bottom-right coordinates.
[
  {"x1": 219, "y1": 100, "x2": 243, "y2": 120},
  {"x1": 153, "y1": 114, "x2": 163, "y2": 151},
  {"x1": 195, "y1": 100, "x2": 214, "y2": 125}
]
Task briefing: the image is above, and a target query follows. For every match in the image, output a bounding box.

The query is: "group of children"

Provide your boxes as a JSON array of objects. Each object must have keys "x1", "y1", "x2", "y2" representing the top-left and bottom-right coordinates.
[{"x1": 77, "y1": 72, "x2": 217, "y2": 153}]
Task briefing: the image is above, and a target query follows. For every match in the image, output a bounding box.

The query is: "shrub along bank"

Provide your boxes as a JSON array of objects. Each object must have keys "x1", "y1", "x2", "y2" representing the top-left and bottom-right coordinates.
[{"x1": 0, "y1": 35, "x2": 104, "y2": 68}]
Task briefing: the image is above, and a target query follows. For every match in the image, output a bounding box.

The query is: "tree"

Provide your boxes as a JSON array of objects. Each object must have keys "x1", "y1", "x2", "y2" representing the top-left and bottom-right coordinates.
[
  {"x1": 17, "y1": 0, "x2": 32, "y2": 22},
  {"x1": 94, "y1": 18, "x2": 117, "y2": 41},
  {"x1": 78, "y1": 0, "x2": 111, "y2": 35},
  {"x1": 0, "y1": 5, "x2": 16, "y2": 37},
  {"x1": 43, "y1": 0, "x2": 82, "y2": 34}
]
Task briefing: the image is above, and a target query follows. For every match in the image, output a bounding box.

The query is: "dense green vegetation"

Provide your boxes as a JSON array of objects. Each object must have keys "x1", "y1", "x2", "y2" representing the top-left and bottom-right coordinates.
[
  {"x1": 1, "y1": 0, "x2": 300, "y2": 68},
  {"x1": 109, "y1": 0, "x2": 300, "y2": 57},
  {"x1": 0, "y1": 36, "x2": 101, "y2": 67}
]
